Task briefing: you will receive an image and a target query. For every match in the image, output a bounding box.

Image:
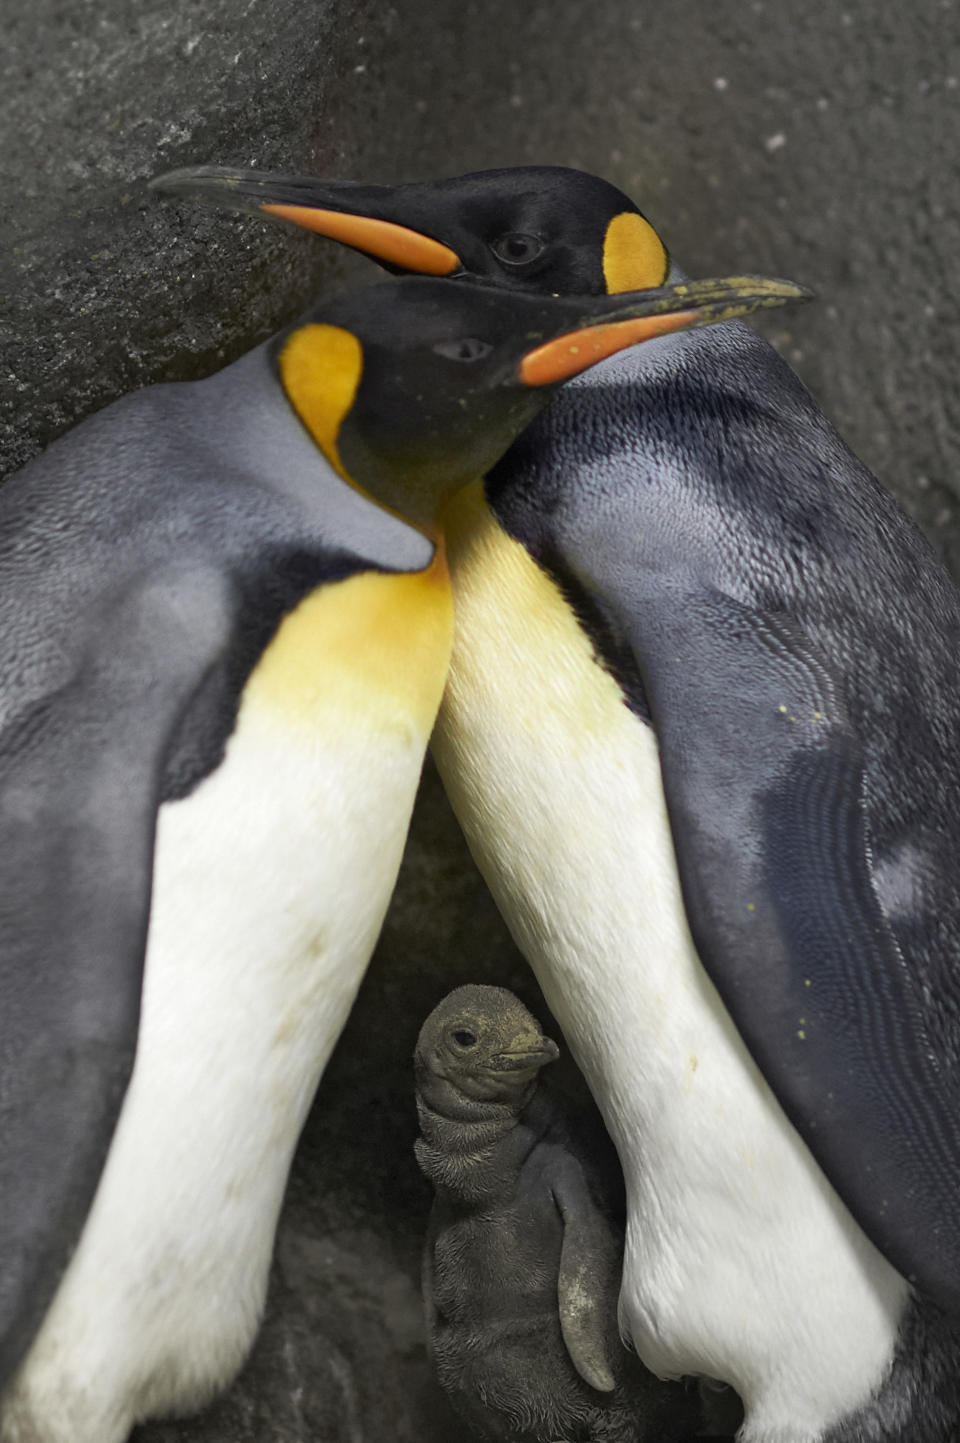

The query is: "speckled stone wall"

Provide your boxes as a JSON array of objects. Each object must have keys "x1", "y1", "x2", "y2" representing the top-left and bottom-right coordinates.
[{"x1": 3, "y1": 1, "x2": 960, "y2": 1438}]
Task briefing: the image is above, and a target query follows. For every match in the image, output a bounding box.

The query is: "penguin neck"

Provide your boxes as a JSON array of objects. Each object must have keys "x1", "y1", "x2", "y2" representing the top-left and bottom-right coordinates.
[
  {"x1": 275, "y1": 323, "x2": 467, "y2": 541},
  {"x1": 334, "y1": 444, "x2": 475, "y2": 540},
  {"x1": 414, "y1": 1076, "x2": 536, "y2": 1203}
]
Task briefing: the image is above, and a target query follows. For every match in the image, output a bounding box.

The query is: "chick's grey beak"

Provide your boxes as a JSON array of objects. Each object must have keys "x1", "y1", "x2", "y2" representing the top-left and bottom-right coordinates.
[{"x1": 495, "y1": 1039, "x2": 560, "y2": 1070}]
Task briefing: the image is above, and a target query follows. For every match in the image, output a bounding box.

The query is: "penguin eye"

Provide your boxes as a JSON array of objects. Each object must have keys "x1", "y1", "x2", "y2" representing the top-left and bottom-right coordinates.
[
  {"x1": 490, "y1": 232, "x2": 547, "y2": 268},
  {"x1": 432, "y1": 337, "x2": 493, "y2": 362},
  {"x1": 451, "y1": 1028, "x2": 478, "y2": 1048}
]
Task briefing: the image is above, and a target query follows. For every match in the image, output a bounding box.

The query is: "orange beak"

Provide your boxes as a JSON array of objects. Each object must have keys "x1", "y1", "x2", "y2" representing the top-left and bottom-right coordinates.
[
  {"x1": 521, "y1": 311, "x2": 701, "y2": 386},
  {"x1": 518, "y1": 275, "x2": 812, "y2": 387},
  {"x1": 258, "y1": 204, "x2": 460, "y2": 275},
  {"x1": 149, "y1": 166, "x2": 464, "y2": 273}
]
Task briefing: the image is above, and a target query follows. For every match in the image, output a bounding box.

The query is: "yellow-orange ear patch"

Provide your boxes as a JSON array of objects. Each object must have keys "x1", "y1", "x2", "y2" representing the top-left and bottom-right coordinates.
[
  {"x1": 602, "y1": 212, "x2": 669, "y2": 293},
  {"x1": 278, "y1": 324, "x2": 363, "y2": 478}
]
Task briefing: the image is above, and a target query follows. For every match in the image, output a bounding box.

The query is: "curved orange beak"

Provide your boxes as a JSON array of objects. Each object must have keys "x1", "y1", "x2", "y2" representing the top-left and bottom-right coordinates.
[
  {"x1": 150, "y1": 166, "x2": 463, "y2": 273},
  {"x1": 259, "y1": 203, "x2": 460, "y2": 275},
  {"x1": 518, "y1": 275, "x2": 812, "y2": 387}
]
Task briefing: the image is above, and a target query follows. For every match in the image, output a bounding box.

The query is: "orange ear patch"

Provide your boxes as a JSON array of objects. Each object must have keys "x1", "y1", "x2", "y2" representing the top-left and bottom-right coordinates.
[
  {"x1": 519, "y1": 311, "x2": 698, "y2": 387},
  {"x1": 261, "y1": 204, "x2": 461, "y2": 275},
  {"x1": 601, "y1": 212, "x2": 669, "y2": 293}
]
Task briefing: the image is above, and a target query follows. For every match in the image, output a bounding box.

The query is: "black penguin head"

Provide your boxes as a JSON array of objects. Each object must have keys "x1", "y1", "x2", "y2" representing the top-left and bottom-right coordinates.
[
  {"x1": 152, "y1": 164, "x2": 671, "y2": 295},
  {"x1": 274, "y1": 272, "x2": 809, "y2": 528},
  {"x1": 415, "y1": 985, "x2": 560, "y2": 1112}
]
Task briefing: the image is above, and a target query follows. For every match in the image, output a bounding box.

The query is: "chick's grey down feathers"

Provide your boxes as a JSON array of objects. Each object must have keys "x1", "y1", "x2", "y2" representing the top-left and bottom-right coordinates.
[{"x1": 414, "y1": 985, "x2": 702, "y2": 1443}]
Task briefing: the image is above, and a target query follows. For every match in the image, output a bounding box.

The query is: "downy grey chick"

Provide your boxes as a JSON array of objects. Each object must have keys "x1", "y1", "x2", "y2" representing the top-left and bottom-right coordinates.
[{"x1": 413, "y1": 984, "x2": 703, "y2": 1443}]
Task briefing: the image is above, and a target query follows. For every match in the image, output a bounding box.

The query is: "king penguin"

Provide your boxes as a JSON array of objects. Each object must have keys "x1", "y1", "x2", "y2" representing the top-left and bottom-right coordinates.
[
  {"x1": 157, "y1": 163, "x2": 960, "y2": 1442},
  {"x1": 0, "y1": 269, "x2": 796, "y2": 1442}
]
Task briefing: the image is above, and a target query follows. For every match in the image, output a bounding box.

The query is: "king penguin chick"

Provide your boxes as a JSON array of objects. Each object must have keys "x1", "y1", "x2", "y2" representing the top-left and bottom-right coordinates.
[
  {"x1": 0, "y1": 271, "x2": 799, "y2": 1443},
  {"x1": 155, "y1": 162, "x2": 960, "y2": 1443},
  {"x1": 414, "y1": 985, "x2": 702, "y2": 1443}
]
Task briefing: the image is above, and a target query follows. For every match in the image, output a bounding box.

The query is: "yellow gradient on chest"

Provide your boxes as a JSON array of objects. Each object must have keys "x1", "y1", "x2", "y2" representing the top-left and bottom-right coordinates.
[
  {"x1": 602, "y1": 212, "x2": 669, "y2": 293},
  {"x1": 249, "y1": 323, "x2": 454, "y2": 738},
  {"x1": 439, "y1": 482, "x2": 625, "y2": 741},
  {"x1": 244, "y1": 547, "x2": 453, "y2": 739}
]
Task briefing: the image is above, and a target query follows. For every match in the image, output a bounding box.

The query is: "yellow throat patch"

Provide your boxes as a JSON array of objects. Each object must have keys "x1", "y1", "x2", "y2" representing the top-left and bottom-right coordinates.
[
  {"x1": 439, "y1": 481, "x2": 626, "y2": 743},
  {"x1": 244, "y1": 545, "x2": 453, "y2": 739}
]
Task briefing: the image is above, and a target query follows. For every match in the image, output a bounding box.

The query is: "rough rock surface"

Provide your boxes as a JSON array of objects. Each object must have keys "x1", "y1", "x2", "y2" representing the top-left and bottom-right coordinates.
[{"x1": 3, "y1": 0, "x2": 960, "y2": 1438}]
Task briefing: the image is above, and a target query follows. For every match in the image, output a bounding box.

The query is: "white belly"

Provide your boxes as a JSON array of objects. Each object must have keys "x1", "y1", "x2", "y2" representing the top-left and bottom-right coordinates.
[
  {"x1": 432, "y1": 486, "x2": 907, "y2": 1443},
  {"x1": 3, "y1": 560, "x2": 452, "y2": 1443}
]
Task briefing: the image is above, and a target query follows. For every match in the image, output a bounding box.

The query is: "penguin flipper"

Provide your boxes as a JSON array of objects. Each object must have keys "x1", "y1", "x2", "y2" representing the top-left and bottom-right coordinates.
[
  {"x1": 629, "y1": 587, "x2": 960, "y2": 1307},
  {"x1": 552, "y1": 1155, "x2": 619, "y2": 1393},
  {"x1": 0, "y1": 566, "x2": 232, "y2": 1383}
]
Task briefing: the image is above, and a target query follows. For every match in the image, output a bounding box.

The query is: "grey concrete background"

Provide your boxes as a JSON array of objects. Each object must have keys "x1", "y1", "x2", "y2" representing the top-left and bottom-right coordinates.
[{"x1": 3, "y1": 0, "x2": 960, "y2": 1438}]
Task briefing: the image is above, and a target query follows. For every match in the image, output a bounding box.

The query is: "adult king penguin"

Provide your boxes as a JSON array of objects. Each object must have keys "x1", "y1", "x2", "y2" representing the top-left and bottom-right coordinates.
[
  {"x1": 0, "y1": 268, "x2": 798, "y2": 1442},
  {"x1": 158, "y1": 163, "x2": 960, "y2": 1441}
]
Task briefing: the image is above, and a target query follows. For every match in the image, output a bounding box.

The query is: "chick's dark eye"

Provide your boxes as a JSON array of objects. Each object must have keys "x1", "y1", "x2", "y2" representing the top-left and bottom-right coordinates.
[
  {"x1": 432, "y1": 337, "x2": 493, "y2": 362},
  {"x1": 490, "y1": 232, "x2": 547, "y2": 267},
  {"x1": 451, "y1": 1029, "x2": 477, "y2": 1048}
]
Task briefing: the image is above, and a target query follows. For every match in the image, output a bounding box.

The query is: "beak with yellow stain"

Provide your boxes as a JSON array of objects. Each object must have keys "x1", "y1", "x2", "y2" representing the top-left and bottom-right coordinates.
[{"x1": 515, "y1": 275, "x2": 811, "y2": 387}]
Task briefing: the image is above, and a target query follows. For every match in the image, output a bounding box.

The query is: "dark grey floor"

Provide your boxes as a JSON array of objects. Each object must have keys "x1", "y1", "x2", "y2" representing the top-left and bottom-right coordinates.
[{"x1": 3, "y1": 0, "x2": 960, "y2": 1437}]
